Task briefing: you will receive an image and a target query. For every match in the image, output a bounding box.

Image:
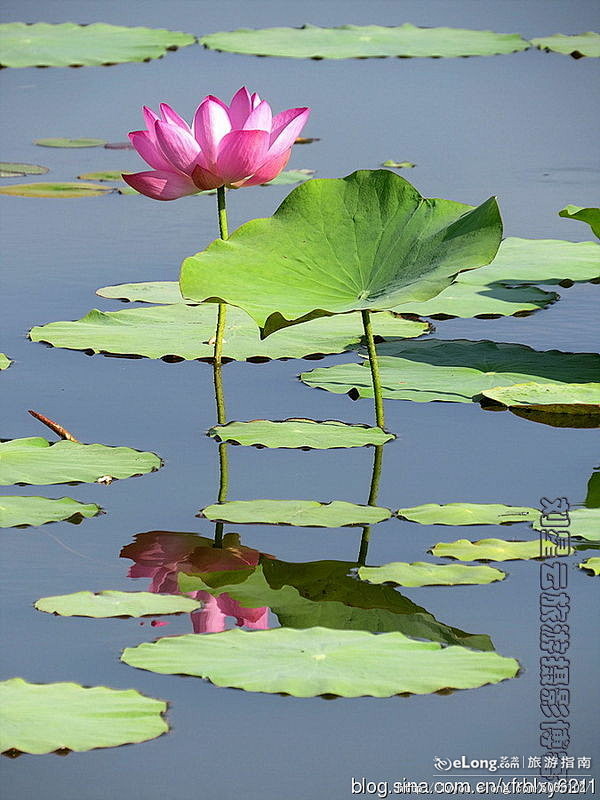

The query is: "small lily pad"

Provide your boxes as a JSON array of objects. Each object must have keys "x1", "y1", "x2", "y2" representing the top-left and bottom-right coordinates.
[
  {"x1": 34, "y1": 590, "x2": 201, "y2": 617},
  {"x1": 381, "y1": 160, "x2": 415, "y2": 168},
  {"x1": 208, "y1": 419, "x2": 393, "y2": 449},
  {"x1": 199, "y1": 499, "x2": 392, "y2": 527},
  {"x1": 578, "y1": 557, "x2": 600, "y2": 576},
  {"x1": 393, "y1": 283, "x2": 557, "y2": 318},
  {"x1": 263, "y1": 169, "x2": 315, "y2": 185},
  {"x1": 77, "y1": 171, "x2": 127, "y2": 182},
  {"x1": 200, "y1": 24, "x2": 529, "y2": 59},
  {"x1": 430, "y1": 538, "x2": 574, "y2": 561},
  {"x1": 0, "y1": 162, "x2": 49, "y2": 177},
  {"x1": 0, "y1": 354, "x2": 12, "y2": 370},
  {"x1": 530, "y1": 32, "x2": 600, "y2": 58},
  {"x1": 0, "y1": 182, "x2": 111, "y2": 198},
  {"x1": 0, "y1": 437, "x2": 162, "y2": 486},
  {"x1": 121, "y1": 627, "x2": 519, "y2": 697},
  {"x1": 533, "y1": 508, "x2": 600, "y2": 542},
  {"x1": 34, "y1": 138, "x2": 107, "y2": 148},
  {"x1": 0, "y1": 496, "x2": 101, "y2": 527},
  {"x1": 558, "y1": 205, "x2": 600, "y2": 238},
  {"x1": 358, "y1": 562, "x2": 505, "y2": 586},
  {"x1": 480, "y1": 382, "x2": 600, "y2": 415},
  {"x1": 30, "y1": 304, "x2": 429, "y2": 362},
  {"x1": 0, "y1": 678, "x2": 167, "y2": 754},
  {"x1": 0, "y1": 22, "x2": 196, "y2": 68},
  {"x1": 397, "y1": 503, "x2": 538, "y2": 526}
]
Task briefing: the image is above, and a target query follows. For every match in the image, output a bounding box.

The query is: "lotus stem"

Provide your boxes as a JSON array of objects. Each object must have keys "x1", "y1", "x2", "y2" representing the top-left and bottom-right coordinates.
[
  {"x1": 360, "y1": 309, "x2": 385, "y2": 429},
  {"x1": 357, "y1": 444, "x2": 385, "y2": 566}
]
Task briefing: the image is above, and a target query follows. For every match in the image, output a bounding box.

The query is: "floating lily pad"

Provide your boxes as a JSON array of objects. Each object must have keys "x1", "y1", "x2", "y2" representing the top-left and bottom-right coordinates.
[
  {"x1": 121, "y1": 627, "x2": 519, "y2": 697},
  {"x1": 481, "y1": 382, "x2": 600, "y2": 415},
  {"x1": 558, "y1": 205, "x2": 600, "y2": 238},
  {"x1": 0, "y1": 437, "x2": 162, "y2": 486},
  {"x1": 397, "y1": 503, "x2": 538, "y2": 526},
  {"x1": 381, "y1": 160, "x2": 416, "y2": 168},
  {"x1": 30, "y1": 304, "x2": 429, "y2": 362},
  {"x1": 530, "y1": 32, "x2": 600, "y2": 58},
  {"x1": 0, "y1": 354, "x2": 12, "y2": 370},
  {"x1": 180, "y1": 561, "x2": 491, "y2": 648},
  {"x1": 180, "y1": 170, "x2": 502, "y2": 335},
  {"x1": 533, "y1": 508, "x2": 600, "y2": 542},
  {"x1": 200, "y1": 500, "x2": 392, "y2": 527},
  {"x1": 77, "y1": 171, "x2": 127, "y2": 182},
  {"x1": 301, "y1": 339, "x2": 600, "y2": 403},
  {"x1": 0, "y1": 495, "x2": 101, "y2": 527},
  {"x1": 201, "y1": 24, "x2": 529, "y2": 59},
  {"x1": 0, "y1": 678, "x2": 167, "y2": 754},
  {"x1": 263, "y1": 169, "x2": 315, "y2": 185},
  {"x1": 34, "y1": 138, "x2": 107, "y2": 148},
  {"x1": 358, "y1": 562, "x2": 505, "y2": 586},
  {"x1": 430, "y1": 538, "x2": 574, "y2": 561},
  {"x1": 393, "y1": 283, "x2": 557, "y2": 318},
  {"x1": 35, "y1": 590, "x2": 201, "y2": 617},
  {"x1": 0, "y1": 22, "x2": 196, "y2": 68},
  {"x1": 578, "y1": 557, "x2": 600, "y2": 576},
  {"x1": 0, "y1": 182, "x2": 111, "y2": 198},
  {"x1": 208, "y1": 419, "x2": 393, "y2": 449},
  {"x1": 455, "y1": 237, "x2": 600, "y2": 286},
  {"x1": 0, "y1": 162, "x2": 48, "y2": 177}
]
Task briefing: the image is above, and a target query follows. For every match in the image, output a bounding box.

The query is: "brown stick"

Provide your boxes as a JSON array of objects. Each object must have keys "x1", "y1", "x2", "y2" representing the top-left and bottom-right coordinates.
[{"x1": 28, "y1": 410, "x2": 79, "y2": 442}]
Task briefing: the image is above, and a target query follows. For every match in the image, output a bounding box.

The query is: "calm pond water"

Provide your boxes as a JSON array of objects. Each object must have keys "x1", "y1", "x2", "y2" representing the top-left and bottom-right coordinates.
[{"x1": 1, "y1": 1, "x2": 599, "y2": 798}]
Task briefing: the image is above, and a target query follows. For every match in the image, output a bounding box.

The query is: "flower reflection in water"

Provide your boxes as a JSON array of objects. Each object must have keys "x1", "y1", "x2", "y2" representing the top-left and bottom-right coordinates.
[{"x1": 121, "y1": 531, "x2": 273, "y2": 633}]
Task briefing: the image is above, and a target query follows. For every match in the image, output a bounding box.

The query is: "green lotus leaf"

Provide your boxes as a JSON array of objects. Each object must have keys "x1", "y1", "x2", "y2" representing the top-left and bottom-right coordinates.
[
  {"x1": 0, "y1": 182, "x2": 111, "y2": 198},
  {"x1": 263, "y1": 169, "x2": 315, "y2": 185},
  {"x1": 34, "y1": 138, "x2": 107, "y2": 148},
  {"x1": 208, "y1": 419, "x2": 394, "y2": 449},
  {"x1": 121, "y1": 627, "x2": 519, "y2": 697},
  {"x1": 481, "y1": 382, "x2": 600, "y2": 415},
  {"x1": 200, "y1": 23, "x2": 529, "y2": 59},
  {"x1": 578, "y1": 557, "x2": 600, "y2": 576},
  {"x1": 455, "y1": 237, "x2": 600, "y2": 285},
  {"x1": 381, "y1": 160, "x2": 416, "y2": 168},
  {"x1": 0, "y1": 162, "x2": 48, "y2": 176},
  {"x1": 397, "y1": 502, "x2": 538, "y2": 526},
  {"x1": 97, "y1": 281, "x2": 184, "y2": 304},
  {"x1": 0, "y1": 437, "x2": 162, "y2": 486},
  {"x1": 199, "y1": 499, "x2": 392, "y2": 527},
  {"x1": 530, "y1": 32, "x2": 600, "y2": 58},
  {"x1": 30, "y1": 304, "x2": 429, "y2": 362},
  {"x1": 392, "y1": 283, "x2": 557, "y2": 318},
  {"x1": 301, "y1": 339, "x2": 600, "y2": 403},
  {"x1": 586, "y1": 471, "x2": 600, "y2": 508},
  {"x1": 179, "y1": 562, "x2": 491, "y2": 648},
  {"x1": 0, "y1": 22, "x2": 196, "y2": 68},
  {"x1": 358, "y1": 562, "x2": 506, "y2": 586},
  {"x1": 0, "y1": 354, "x2": 12, "y2": 370},
  {"x1": 533, "y1": 508, "x2": 600, "y2": 542},
  {"x1": 34, "y1": 590, "x2": 201, "y2": 617},
  {"x1": 180, "y1": 170, "x2": 502, "y2": 335},
  {"x1": 77, "y1": 171, "x2": 127, "y2": 182},
  {"x1": 0, "y1": 678, "x2": 167, "y2": 754},
  {"x1": 558, "y1": 205, "x2": 600, "y2": 238},
  {"x1": 0, "y1": 495, "x2": 101, "y2": 527},
  {"x1": 430, "y1": 538, "x2": 574, "y2": 561}
]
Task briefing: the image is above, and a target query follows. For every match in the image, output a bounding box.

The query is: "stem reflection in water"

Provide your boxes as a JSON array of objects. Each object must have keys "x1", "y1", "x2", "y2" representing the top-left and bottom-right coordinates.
[{"x1": 357, "y1": 444, "x2": 384, "y2": 566}]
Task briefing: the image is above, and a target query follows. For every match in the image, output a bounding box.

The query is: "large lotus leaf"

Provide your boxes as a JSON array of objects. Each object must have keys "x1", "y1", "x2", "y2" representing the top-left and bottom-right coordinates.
[
  {"x1": 0, "y1": 678, "x2": 167, "y2": 754},
  {"x1": 431, "y1": 538, "x2": 574, "y2": 561},
  {"x1": 358, "y1": 562, "x2": 505, "y2": 586},
  {"x1": 455, "y1": 238, "x2": 600, "y2": 286},
  {"x1": 300, "y1": 339, "x2": 600, "y2": 403},
  {"x1": 397, "y1": 503, "x2": 538, "y2": 526},
  {"x1": 29, "y1": 304, "x2": 429, "y2": 362},
  {"x1": 533, "y1": 508, "x2": 600, "y2": 542},
  {"x1": 0, "y1": 437, "x2": 162, "y2": 486},
  {"x1": 0, "y1": 354, "x2": 12, "y2": 370},
  {"x1": 392, "y1": 283, "x2": 557, "y2": 318},
  {"x1": 0, "y1": 496, "x2": 101, "y2": 527},
  {"x1": 530, "y1": 32, "x2": 600, "y2": 58},
  {"x1": 0, "y1": 162, "x2": 48, "y2": 176},
  {"x1": 200, "y1": 23, "x2": 529, "y2": 59},
  {"x1": 0, "y1": 22, "x2": 196, "y2": 67},
  {"x1": 558, "y1": 206, "x2": 600, "y2": 238},
  {"x1": 208, "y1": 419, "x2": 393, "y2": 449},
  {"x1": 179, "y1": 564, "x2": 490, "y2": 648},
  {"x1": 481, "y1": 382, "x2": 600, "y2": 415},
  {"x1": 199, "y1": 499, "x2": 392, "y2": 527},
  {"x1": 122, "y1": 627, "x2": 518, "y2": 697},
  {"x1": 35, "y1": 590, "x2": 201, "y2": 617},
  {"x1": 0, "y1": 182, "x2": 111, "y2": 198},
  {"x1": 578, "y1": 557, "x2": 600, "y2": 576},
  {"x1": 180, "y1": 170, "x2": 502, "y2": 335}
]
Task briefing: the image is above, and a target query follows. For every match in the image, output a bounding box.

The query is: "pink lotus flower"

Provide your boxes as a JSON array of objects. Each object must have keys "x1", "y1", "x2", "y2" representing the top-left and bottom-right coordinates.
[{"x1": 123, "y1": 87, "x2": 310, "y2": 200}]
